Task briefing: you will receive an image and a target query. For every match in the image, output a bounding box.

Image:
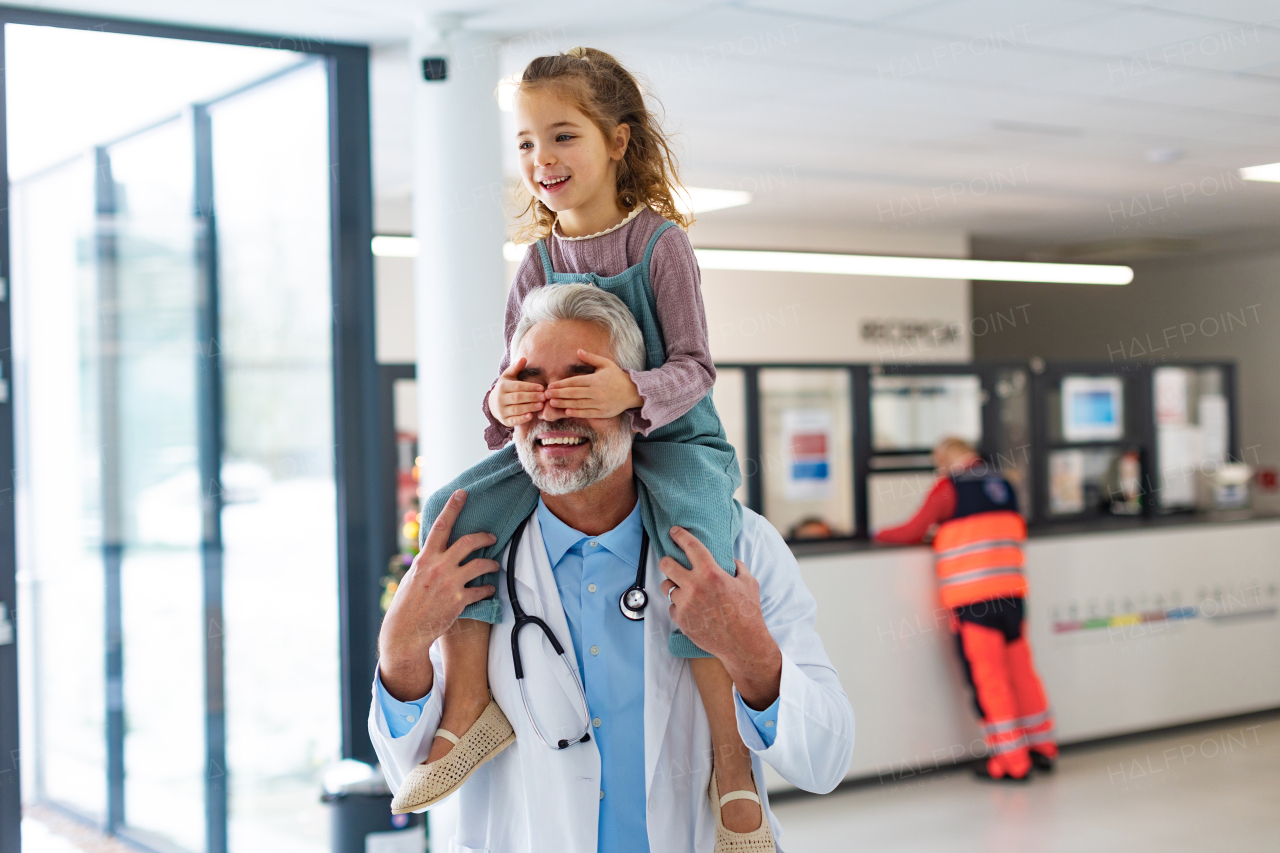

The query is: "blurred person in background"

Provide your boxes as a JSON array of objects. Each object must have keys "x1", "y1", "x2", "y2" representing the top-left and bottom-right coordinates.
[{"x1": 875, "y1": 437, "x2": 1056, "y2": 781}]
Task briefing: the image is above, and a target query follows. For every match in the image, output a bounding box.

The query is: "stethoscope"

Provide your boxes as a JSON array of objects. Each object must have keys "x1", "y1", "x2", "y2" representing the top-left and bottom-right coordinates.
[{"x1": 506, "y1": 513, "x2": 649, "y2": 750}]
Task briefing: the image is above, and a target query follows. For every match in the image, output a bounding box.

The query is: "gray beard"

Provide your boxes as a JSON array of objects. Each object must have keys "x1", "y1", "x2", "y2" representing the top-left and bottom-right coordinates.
[{"x1": 515, "y1": 419, "x2": 632, "y2": 496}]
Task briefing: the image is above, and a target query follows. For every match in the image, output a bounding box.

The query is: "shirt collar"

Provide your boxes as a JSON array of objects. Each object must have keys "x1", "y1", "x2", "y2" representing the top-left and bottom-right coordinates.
[{"x1": 536, "y1": 497, "x2": 643, "y2": 568}]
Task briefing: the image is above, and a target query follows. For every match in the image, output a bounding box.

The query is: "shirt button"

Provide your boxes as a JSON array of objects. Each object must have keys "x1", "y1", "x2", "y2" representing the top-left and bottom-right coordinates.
[
  {"x1": 599, "y1": 789, "x2": 605, "y2": 800},
  {"x1": 593, "y1": 717, "x2": 602, "y2": 728},
  {"x1": 589, "y1": 540, "x2": 598, "y2": 548},
  {"x1": 590, "y1": 645, "x2": 600, "y2": 656},
  {"x1": 588, "y1": 583, "x2": 597, "y2": 593},
  {"x1": 405, "y1": 715, "x2": 415, "y2": 723},
  {"x1": 765, "y1": 720, "x2": 774, "y2": 728}
]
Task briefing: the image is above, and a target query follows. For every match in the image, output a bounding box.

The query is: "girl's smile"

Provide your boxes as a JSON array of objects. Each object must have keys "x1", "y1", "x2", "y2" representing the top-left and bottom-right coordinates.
[{"x1": 539, "y1": 174, "x2": 571, "y2": 193}]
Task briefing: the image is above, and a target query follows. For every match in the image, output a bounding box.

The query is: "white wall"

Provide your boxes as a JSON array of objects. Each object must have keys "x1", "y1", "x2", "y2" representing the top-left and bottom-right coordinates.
[
  {"x1": 375, "y1": 254, "x2": 416, "y2": 363},
  {"x1": 691, "y1": 220, "x2": 971, "y2": 364}
]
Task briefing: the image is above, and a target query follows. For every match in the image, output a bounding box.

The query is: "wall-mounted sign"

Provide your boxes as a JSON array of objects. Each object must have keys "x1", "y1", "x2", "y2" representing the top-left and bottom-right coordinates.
[
  {"x1": 782, "y1": 408, "x2": 833, "y2": 501},
  {"x1": 860, "y1": 319, "x2": 961, "y2": 347}
]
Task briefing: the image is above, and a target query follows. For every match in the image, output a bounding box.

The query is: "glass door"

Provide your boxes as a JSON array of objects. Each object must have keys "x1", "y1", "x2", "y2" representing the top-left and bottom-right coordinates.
[
  {"x1": 209, "y1": 62, "x2": 341, "y2": 853},
  {"x1": 6, "y1": 19, "x2": 373, "y2": 853}
]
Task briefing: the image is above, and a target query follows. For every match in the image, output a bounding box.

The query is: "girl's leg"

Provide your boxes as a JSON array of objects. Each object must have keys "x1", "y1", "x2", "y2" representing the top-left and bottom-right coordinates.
[
  {"x1": 427, "y1": 618, "x2": 493, "y2": 763},
  {"x1": 692, "y1": 657, "x2": 762, "y2": 834},
  {"x1": 415, "y1": 447, "x2": 539, "y2": 762}
]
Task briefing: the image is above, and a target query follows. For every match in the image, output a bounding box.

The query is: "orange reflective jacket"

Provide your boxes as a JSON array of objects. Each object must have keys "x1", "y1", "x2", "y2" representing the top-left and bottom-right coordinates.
[{"x1": 932, "y1": 510, "x2": 1028, "y2": 609}]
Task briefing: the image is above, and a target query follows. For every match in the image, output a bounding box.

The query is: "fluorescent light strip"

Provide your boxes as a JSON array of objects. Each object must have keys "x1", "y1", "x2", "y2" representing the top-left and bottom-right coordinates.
[
  {"x1": 693, "y1": 249, "x2": 1133, "y2": 285},
  {"x1": 1239, "y1": 162, "x2": 1280, "y2": 183},
  {"x1": 371, "y1": 235, "x2": 419, "y2": 257},
  {"x1": 676, "y1": 187, "x2": 753, "y2": 215}
]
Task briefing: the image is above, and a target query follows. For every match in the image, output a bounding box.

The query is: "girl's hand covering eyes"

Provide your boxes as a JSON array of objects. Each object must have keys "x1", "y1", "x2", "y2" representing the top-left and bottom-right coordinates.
[
  {"x1": 544, "y1": 349, "x2": 644, "y2": 419},
  {"x1": 488, "y1": 357, "x2": 547, "y2": 427}
]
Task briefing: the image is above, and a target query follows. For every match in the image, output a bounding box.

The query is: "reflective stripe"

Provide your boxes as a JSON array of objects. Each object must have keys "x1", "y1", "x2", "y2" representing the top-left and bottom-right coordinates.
[
  {"x1": 989, "y1": 735, "x2": 1029, "y2": 755},
  {"x1": 1025, "y1": 728, "x2": 1057, "y2": 746},
  {"x1": 937, "y1": 538, "x2": 1023, "y2": 560},
  {"x1": 938, "y1": 566, "x2": 1025, "y2": 588},
  {"x1": 1016, "y1": 709, "x2": 1053, "y2": 730},
  {"x1": 982, "y1": 718, "x2": 1021, "y2": 735}
]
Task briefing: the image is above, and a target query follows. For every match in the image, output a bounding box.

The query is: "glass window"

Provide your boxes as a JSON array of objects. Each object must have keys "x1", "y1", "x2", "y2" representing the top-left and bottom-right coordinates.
[
  {"x1": 871, "y1": 374, "x2": 982, "y2": 452},
  {"x1": 393, "y1": 378, "x2": 421, "y2": 554},
  {"x1": 1047, "y1": 446, "x2": 1142, "y2": 516},
  {"x1": 109, "y1": 119, "x2": 207, "y2": 851},
  {"x1": 991, "y1": 368, "x2": 1032, "y2": 520},
  {"x1": 759, "y1": 369, "x2": 854, "y2": 539},
  {"x1": 867, "y1": 470, "x2": 938, "y2": 533},
  {"x1": 1154, "y1": 366, "x2": 1231, "y2": 510},
  {"x1": 712, "y1": 368, "x2": 749, "y2": 506}
]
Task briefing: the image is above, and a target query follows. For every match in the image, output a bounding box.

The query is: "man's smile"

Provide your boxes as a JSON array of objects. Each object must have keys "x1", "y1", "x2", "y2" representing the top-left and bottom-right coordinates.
[{"x1": 534, "y1": 428, "x2": 592, "y2": 459}]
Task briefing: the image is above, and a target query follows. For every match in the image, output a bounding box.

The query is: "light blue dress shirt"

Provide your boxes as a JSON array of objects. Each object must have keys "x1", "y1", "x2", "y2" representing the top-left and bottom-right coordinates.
[{"x1": 376, "y1": 499, "x2": 779, "y2": 852}]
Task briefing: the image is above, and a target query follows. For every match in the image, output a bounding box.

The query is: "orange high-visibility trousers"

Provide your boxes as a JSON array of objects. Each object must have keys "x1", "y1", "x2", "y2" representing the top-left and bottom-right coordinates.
[
  {"x1": 956, "y1": 600, "x2": 1056, "y2": 778},
  {"x1": 958, "y1": 621, "x2": 1031, "y2": 778},
  {"x1": 1007, "y1": 636, "x2": 1057, "y2": 758}
]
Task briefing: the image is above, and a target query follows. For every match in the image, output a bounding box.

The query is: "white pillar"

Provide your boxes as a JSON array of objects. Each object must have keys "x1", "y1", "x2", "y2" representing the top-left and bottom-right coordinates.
[{"x1": 411, "y1": 21, "x2": 509, "y2": 496}]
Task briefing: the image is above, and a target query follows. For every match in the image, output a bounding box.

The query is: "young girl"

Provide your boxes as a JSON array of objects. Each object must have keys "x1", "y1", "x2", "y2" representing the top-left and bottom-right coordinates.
[{"x1": 393, "y1": 47, "x2": 774, "y2": 849}]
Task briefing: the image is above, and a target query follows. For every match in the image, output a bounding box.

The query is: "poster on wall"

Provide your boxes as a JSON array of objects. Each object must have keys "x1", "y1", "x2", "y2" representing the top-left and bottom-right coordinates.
[
  {"x1": 1199, "y1": 394, "x2": 1229, "y2": 462},
  {"x1": 1154, "y1": 368, "x2": 1189, "y2": 426},
  {"x1": 782, "y1": 408, "x2": 833, "y2": 501},
  {"x1": 1049, "y1": 449, "x2": 1085, "y2": 515},
  {"x1": 1062, "y1": 376, "x2": 1124, "y2": 442}
]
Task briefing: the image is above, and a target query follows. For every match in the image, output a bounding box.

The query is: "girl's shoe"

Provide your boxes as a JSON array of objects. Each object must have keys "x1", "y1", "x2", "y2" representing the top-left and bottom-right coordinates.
[
  {"x1": 390, "y1": 698, "x2": 516, "y2": 814},
  {"x1": 709, "y1": 770, "x2": 777, "y2": 852}
]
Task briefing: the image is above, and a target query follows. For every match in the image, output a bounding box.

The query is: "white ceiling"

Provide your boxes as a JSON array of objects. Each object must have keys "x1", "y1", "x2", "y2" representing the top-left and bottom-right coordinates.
[{"x1": 16, "y1": 0, "x2": 1280, "y2": 257}]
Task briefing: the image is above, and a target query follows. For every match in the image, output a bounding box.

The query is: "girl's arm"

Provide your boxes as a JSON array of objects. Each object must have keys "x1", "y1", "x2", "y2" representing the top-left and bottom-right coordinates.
[
  {"x1": 482, "y1": 253, "x2": 544, "y2": 449},
  {"x1": 626, "y1": 226, "x2": 717, "y2": 434}
]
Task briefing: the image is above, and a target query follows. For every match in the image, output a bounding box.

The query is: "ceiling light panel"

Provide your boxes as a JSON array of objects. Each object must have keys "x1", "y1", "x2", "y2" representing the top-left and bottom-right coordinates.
[{"x1": 693, "y1": 249, "x2": 1133, "y2": 285}]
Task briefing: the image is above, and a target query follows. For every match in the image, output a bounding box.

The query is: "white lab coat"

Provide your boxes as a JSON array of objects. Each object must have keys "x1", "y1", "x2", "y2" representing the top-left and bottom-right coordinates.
[{"x1": 370, "y1": 507, "x2": 855, "y2": 853}]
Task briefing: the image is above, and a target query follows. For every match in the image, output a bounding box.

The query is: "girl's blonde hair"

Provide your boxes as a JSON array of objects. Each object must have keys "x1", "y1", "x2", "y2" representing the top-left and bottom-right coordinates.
[{"x1": 511, "y1": 47, "x2": 691, "y2": 243}]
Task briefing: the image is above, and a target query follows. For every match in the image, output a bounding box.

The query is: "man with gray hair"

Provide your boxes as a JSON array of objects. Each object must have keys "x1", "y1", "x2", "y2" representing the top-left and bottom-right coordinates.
[
  {"x1": 373, "y1": 284, "x2": 854, "y2": 852},
  {"x1": 510, "y1": 284, "x2": 646, "y2": 496}
]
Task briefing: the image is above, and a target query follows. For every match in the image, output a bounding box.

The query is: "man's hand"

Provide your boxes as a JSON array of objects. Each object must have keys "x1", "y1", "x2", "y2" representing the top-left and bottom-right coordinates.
[
  {"x1": 378, "y1": 490, "x2": 498, "y2": 701},
  {"x1": 544, "y1": 349, "x2": 643, "y2": 419},
  {"x1": 658, "y1": 526, "x2": 783, "y2": 710},
  {"x1": 489, "y1": 357, "x2": 548, "y2": 427}
]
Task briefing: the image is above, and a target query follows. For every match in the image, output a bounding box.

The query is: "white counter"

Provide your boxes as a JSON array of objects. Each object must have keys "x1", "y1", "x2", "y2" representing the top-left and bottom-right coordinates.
[{"x1": 774, "y1": 518, "x2": 1280, "y2": 790}]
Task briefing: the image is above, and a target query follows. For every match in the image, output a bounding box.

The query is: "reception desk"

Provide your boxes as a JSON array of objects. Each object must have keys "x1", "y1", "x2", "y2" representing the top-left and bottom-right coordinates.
[{"x1": 769, "y1": 515, "x2": 1280, "y2": 790}]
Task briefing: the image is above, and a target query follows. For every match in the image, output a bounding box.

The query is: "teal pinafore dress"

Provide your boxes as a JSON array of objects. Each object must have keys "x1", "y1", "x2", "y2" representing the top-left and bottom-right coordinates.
[{"x1": 419, "y1": 219, "x2": 742, "y2": 658}]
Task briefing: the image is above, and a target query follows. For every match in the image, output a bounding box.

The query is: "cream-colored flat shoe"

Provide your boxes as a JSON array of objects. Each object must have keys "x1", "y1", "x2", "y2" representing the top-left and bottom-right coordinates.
[
  {"x1": 709, "y1": 770, "x2": 777, "y2": 852},
  {"x1": 390, "y1": 698, "x2": 516, "y2": 814}
]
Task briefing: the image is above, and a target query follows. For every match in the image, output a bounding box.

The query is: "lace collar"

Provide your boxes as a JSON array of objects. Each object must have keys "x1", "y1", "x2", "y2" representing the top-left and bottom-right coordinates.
[{"x1": 554, "y1": 205, "x2": 644, "y2": 241}]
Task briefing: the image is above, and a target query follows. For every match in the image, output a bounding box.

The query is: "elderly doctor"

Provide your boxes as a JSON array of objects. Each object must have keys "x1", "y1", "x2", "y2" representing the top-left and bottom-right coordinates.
[{"x1": 372, "y1": 284, "x2": 854, "y2": 852}]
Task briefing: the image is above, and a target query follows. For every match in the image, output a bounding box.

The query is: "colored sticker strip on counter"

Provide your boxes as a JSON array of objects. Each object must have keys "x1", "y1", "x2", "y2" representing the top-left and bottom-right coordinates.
[{"x1": 1053, "y1": 603, "x2": 1278, "y2": 634}]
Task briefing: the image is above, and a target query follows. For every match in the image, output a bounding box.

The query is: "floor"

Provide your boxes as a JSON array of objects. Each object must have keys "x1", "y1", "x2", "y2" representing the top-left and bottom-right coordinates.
[
  {"x1": 21, "y1": 713, "x2": 1280, "y2": 852},
  {"x1": 771, "y1": 712, "x2": 1280, "y2": 853}
]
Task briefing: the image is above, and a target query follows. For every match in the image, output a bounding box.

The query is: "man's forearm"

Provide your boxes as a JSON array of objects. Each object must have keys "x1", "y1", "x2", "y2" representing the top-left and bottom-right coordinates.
[
  {"x1": 722, "y1": 629, "x2": 783, "y2": 711},
  {"x1": 378, "y1": 654, "x2": 435, "y2": 703}
]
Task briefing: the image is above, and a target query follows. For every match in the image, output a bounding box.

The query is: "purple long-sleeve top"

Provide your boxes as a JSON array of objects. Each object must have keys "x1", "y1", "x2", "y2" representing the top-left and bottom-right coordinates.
[{"x1": 483, "y1": 207, "x2": 715, "y2": 450}]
